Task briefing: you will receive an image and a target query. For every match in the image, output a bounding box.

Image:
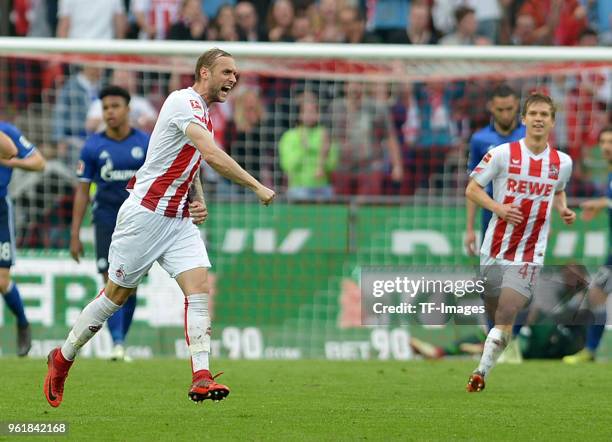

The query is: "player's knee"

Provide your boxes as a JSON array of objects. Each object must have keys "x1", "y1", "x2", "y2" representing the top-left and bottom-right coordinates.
[{"x1": 0, "y1": 275, "x2": 11, "y2": 294}]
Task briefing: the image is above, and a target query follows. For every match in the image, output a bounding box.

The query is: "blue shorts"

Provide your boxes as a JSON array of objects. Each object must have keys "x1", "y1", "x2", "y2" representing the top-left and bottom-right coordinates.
[
  {"x1": 0, "y1": 196, "x2": 16, "y2": 268},
  {"x1": 94, "y1": 222, "x2": 115, "y2": 274}
]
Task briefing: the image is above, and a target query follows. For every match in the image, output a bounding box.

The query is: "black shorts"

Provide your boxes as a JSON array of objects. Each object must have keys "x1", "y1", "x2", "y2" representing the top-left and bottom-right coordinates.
[{"x1": 94, "y1": 222, "x2": 115, "y2": 274}]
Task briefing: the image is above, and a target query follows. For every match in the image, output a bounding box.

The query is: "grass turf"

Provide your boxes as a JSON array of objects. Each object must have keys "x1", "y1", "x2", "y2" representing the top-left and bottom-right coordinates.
[{"x1": 1, "y1": 358, "x2": 611, "y2": 441}]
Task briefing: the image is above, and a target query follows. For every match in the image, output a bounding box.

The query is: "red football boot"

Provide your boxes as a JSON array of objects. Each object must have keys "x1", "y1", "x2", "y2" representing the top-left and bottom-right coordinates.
[
  {"x1": 466, "y1": 370, "x2": 486, "y2": 393},
  {"x1": 43, "y1": 348, "x2": 73, "y2": 407},
  {"x1": 188, "y1": 370, "x2": 230, "y2": 403}
]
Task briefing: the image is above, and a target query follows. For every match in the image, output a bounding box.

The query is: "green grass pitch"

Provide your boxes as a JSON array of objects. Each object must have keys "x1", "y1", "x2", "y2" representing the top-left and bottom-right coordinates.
[{"x1": 1, "y1": 358, "x2": 611, "y2": 441}]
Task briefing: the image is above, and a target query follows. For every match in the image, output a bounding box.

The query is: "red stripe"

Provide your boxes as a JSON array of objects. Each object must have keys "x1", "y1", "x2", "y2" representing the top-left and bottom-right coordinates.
[
  {"x1": 165, "y1": 158, "x2": 201, "y2": 217},
  {"x1": 508, "y1": 141, "x2": 522, "y2": 174},
  {"x1": 528, "y1": 158, "x2": 542, "y2": 177},
  {"x1": 95, "y1": 288, "x2": 105, "y2": 300},
  {"x1": 522, "y1": 201, "x2": 549, "y2": 262},
  {"x1": 184, "y1": 297, "x2": 194, "y2": 374},
  {"x1": 489, "y1": 195, "x2": 515, "y2": 257},
  {"x1": 141, "y1": 144, "x2": 196, "y2": 212},
  {"x1": 503, "y1": 199, "x2": 534, "y2": 261},
  {"x1": 126, "y1": 175, "x2": 136, "y2": 190},
  {"x1": 548, "y1": 148, "x2": 560, "y2": 179}
]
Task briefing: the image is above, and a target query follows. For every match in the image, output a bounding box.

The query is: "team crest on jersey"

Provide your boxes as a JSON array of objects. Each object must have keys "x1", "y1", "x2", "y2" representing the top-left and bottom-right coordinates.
[
  {"x1": 76, "y1": 160, "x2": 85, "y2": 176},
  {"x1": 131, "y1": 146, "x2": 144, "y2": 159},
  {"x1": 190, "y1": 99, "x2": 202, "y2": 111},
  {"x1": 115, "y1": 264, "x2": 126, "y2": 280},
  {"x1": 548, "y1": 164, "x2": 559, "y2": 179},
  {"x1": 99, "y1": 150, "x2": 110, "y2": 160},
  {"x1": 483, "y1": 152, "x2": 492, "y2": 163}
]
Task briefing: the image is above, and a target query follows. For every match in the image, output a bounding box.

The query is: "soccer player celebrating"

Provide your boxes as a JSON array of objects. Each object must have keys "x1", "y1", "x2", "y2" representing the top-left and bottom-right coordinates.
[
  {"x1": 44, "y1": 48, "x2": 275, "y2": 407},
  {"x1": 0, "y1": 122, "x2": 46, "y2": 356},
  {"x1": 70, "y1": 85, "x2": 150, "y2": 362},
  {"x1": 465, "y1": 93, "x2": 575, "y2": 392},
  {"x1": 563, "y1": 126, "x2": 612, "y2": 363}
]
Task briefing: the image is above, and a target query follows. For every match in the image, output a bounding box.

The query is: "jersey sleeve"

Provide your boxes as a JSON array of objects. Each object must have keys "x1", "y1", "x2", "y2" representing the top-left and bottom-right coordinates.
[
  {"x1": 467, "y1": 135, "x2": 482, "y2": 173},
  {"x1": 556, "y1": 155, "x2": 573, "y2": 192},
  {"x1": 167, "y1": 92, "x2": 210, "y2": 135},
  {"x1": 469, "y1": 145, "x2": 503, "y2": 187},
  {"x1": 77, "y1": 139, "x2": 96, "y2": 182},
  {"x1": 2, "y1": 123, "x2": 36, "y2": 159}
]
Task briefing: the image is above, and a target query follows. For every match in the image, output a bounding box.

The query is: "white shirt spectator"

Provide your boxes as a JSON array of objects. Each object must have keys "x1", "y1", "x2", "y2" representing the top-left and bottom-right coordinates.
[{"x1": 57, "y1": 0, "x2": 125, "y2": 39}]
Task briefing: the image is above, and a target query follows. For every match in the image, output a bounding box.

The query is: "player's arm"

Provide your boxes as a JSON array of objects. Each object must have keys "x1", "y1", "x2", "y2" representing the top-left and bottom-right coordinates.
[
  {"x1": 466, "y1": 179, "x2": 523, "y2": 225},
  {"x1": 553, "y1": 190, "x2": 576, "y2": 225},
  {"x1": 69, "y1": 181, "x2": 91, "y2": 262},
  {"x1": 3, "y1": 150, "x2": 46, "y2": 171},
  {"x1": 185, "y1": 122, "x2": 275, "y2": 205},
  {"x1": 0, "y1": 131, "x2": 18, "y2": 159},
  {"x1": 465, "y1": 137, "x2": 481, "y2": 255},
  {"x1": 187, "y1": 168, "x2": 208, "y2": 225},
  {"x1": 580, "y1": 197, "x2": 607, "y2": 221}
]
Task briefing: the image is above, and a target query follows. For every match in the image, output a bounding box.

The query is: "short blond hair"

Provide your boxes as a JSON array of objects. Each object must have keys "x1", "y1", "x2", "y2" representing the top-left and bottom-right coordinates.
[{"x1": 195, "y1": 48, "x2": 233, "y2": 81}]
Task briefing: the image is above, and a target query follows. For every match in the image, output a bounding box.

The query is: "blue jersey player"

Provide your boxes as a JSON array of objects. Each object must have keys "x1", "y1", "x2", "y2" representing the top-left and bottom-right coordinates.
[
  {"x1": 70, "y1": 85, "x2": 150, "y2": 361},
  {"x1": 466, "y1": 84, "x2": 526, "y2": 256},
  {"x1": 0, "y1": 122, "x2": 46, "y2": 356},
  {"x1": 563, "y1": 126, "x2": 612, "y2": 363}
]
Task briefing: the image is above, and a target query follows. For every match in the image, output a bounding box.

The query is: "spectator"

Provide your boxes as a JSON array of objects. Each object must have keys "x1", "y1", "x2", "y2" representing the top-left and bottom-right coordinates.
[
  {"x1": 517, "y1": 0, "x2": 562, "y2": 45},
  {"x1": 85, "y1": 70, "x2": 158, "y2": 134},
  {"x1": 279, "y1": 93, "x2": 338, "y2": 200},
  {"x1": 328, "y1": 81, "x2": 403, "y2": 195},
  {"x1": 439, "y1": 6, "x2": 489, "y2": 46},
  {"x1": 267, "y1": 0, "x2": 294, "y2": 42},
  {"x1": 167, "y1": 0, "x2": 208, "y2": 41},
  {"x1": 235, "y1": 1, "x2": 266, "y2": 41},
  {"x1": 316, "y1": 0, "x2": 344, "y2": 42},
  {"x1": 510, "y1": 12, "x2": 538, "y2": 45},
  {"x1": 292, "y1": 13, "x2": 316, "y2": 42},
  {"x1": 221, "y1": 89, "x2": 274, "y2": 195},
  {"x1": 554, "y1": 0, "x2": 588, "y2": 46},
  {"x1": 338, "y1": 6, "x2": 381, "y2": 44},
  {"x1": 57, "y1": 0, "x2": 126, "y2": 39},
  {"x1": 131, "y1": 0, "x2": 181, "y2": 39},
  {"x1": 388, "y1": 2, "x2": 438, "y2": 45},
  {"x1": 209, "y1": 4, "x2": 239, "y2": 41},
  {"x1": 53, "y1": 65, "x2": 102, "y2": 167},
  {"x1": 433, "y1": 0, "x2": 503, "y2": 43}
]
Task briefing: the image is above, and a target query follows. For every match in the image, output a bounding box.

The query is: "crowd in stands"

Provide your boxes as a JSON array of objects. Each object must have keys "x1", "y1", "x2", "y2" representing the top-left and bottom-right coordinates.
[{"x1": 1, "y1": 0, "x2": 611, "y2": 209}]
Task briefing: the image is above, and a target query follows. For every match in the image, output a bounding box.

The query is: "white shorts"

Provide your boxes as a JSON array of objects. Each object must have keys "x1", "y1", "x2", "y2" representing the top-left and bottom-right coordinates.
[
  {"x1": 480, "y1": 255, "x2": 541, "y2": 299},
  {"x1": 108, "y1": 197, "x2": 211, "y2": 288}
]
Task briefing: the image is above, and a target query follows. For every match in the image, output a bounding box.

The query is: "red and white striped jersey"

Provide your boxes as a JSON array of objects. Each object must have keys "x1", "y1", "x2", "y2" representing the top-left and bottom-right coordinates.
[
  {"x1": 470, "y1": 139, "x2": 572, "y2": 265},
  {"x1": 127, "y1": 87, "x2": 213, "y2": 218}
]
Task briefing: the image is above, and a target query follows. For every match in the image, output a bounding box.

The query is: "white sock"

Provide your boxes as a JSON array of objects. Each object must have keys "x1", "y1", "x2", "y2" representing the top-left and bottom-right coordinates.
[
  {"x1": 61, "y1": 291, "x2": 121, "y2": 360},
  {"x1": 477, "y1": 327, "x2": 510, "y2": 376},
  {"x1": 184, "y1": 294, "x2": 211, "y2": 373}
]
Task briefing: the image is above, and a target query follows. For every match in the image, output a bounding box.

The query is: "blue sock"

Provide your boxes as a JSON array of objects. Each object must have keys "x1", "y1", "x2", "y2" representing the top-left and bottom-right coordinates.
[
  {"x1": 2, "y1": 283, "x2": 28, "y2": 327},
  {"x1": 586, "y1": 324, "x2": 606, "y2": 353},
  {"x1": 486, "y1": 318, "x2": 494, "y2": 331},
  {"x1": 107, "y1": 305, "x2": 125, "y2": 345},
  {"x1": 121, "y1": 295, "x2": 137, "y2": 338}
]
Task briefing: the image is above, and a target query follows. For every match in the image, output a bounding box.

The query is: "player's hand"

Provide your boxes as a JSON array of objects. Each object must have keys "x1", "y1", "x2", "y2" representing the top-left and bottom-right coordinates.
[
  {"x1": 464, "y1": 229, "x2": 477, "y2": 256},
  {"x1": 255, "y1": 185, "x2": 275, "y2": 206},
  {"x1": 189, "y1": 201, "x2": 208, "y2": 225},
  {"x1": 560, "y1": 207, "x2": 576, "y2": 225},
  {"x1": 69, "y1": 236, "x2": 83, "y2": 263},
  {"x1": 580, "y1": 200, "x2": 601, "y2": 221},
  {"x1": 497, "y1": 203, "x2": 523, "y2": 225}
]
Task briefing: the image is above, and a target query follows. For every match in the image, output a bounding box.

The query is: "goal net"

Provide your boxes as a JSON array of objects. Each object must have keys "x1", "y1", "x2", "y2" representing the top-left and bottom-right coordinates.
[{"x1": 0, "y1": 39, "x2": 610, "y2": 359}]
